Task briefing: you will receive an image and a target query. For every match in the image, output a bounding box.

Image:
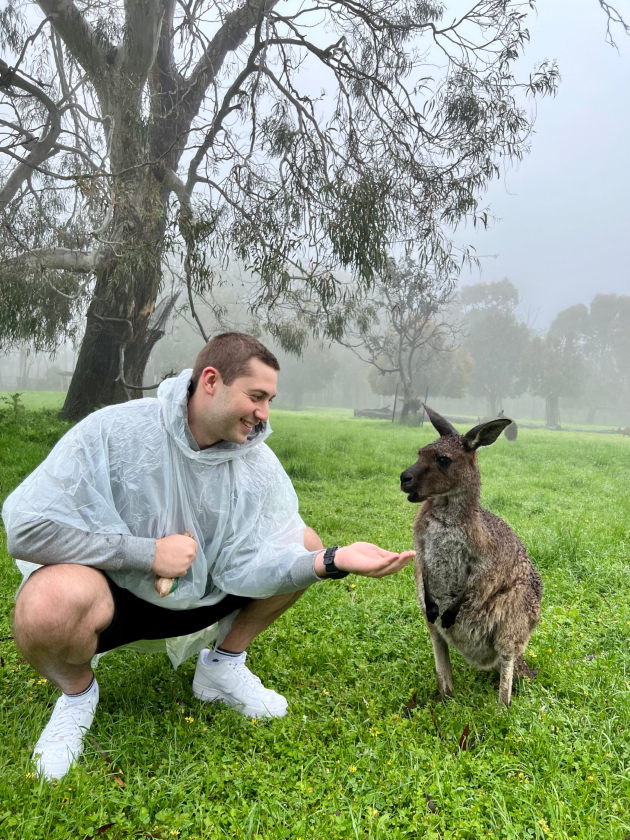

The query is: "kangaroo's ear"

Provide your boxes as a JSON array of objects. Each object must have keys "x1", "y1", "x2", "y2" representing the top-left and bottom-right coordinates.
[
  {"x1": 463, "y1": 418, "x2": 512, "y2": 451},
  {"x1": 424, "y1": 404, "x2": 458, "y2": 437}
]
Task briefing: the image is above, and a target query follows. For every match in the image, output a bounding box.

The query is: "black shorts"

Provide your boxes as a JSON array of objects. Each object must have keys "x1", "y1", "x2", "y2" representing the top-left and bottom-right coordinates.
[{"x1": 96, "y1": 574, "x2": 252, "y2": 654}]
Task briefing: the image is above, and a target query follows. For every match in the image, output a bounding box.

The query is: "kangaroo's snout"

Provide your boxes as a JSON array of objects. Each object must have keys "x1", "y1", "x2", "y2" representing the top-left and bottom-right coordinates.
[{"x1": 400, "y1": 469, "x2": 414, "y2": 491}]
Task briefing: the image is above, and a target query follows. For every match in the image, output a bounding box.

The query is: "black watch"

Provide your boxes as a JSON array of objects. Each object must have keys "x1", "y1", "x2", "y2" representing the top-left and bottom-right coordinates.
[{"x1": 322, "y1": 546, "x2": 349, "y2": 579}]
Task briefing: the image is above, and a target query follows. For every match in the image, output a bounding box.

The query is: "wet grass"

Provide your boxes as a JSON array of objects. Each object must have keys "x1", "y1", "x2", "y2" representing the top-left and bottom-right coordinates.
[{"x1": 0, "y1": 408, "x2": 629, "y2": 839}]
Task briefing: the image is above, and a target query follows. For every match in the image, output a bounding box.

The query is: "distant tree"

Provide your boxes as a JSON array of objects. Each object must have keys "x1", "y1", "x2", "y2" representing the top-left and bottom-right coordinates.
[
  {"x1": 344, "y1": 257, "x2": 460, "y2": 420},
  {"x1": 461, "y1": 279, "x2": 530, "y2": 415},
  {"x1": 273, "y1": 343, "x2": 339, "y2": 409},
  {"x1": 367, "y1": 344, "x2": 473, "y2": 404},
  {"x1": 367, "y1": 366, "x2": 397, "y2": 399},
  {"x1": 527, "y1": 333, "x2": 584, "y2": 427},
  {"x1": 0, "y1": 1, "x2": 557, "y2": 419},
  {"x1": 551, "y1": 294, "x2": 630, "y2": 423}
]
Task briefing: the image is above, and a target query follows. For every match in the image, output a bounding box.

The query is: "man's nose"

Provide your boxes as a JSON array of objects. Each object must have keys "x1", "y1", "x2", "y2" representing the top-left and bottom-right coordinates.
[{"x1": 254, "y1": 403, "x2": 269, "y2": 422}]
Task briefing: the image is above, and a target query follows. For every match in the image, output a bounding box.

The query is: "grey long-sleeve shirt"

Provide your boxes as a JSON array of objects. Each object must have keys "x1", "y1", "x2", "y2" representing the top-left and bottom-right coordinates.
[{"x1": 6, "y1": 518, "x2": 322, "y2": 593}]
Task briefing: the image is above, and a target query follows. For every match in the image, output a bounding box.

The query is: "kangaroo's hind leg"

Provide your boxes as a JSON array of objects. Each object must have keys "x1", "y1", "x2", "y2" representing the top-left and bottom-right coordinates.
[
  {"x1": 514, "y1": 653, "x2": 538, "y2": 680},
  {"x1": 498, "y1": 652, "x2": 515, "y2": 707},
  {"x1": 427, "y1": 624, "x2": 454, "y2": 698}
]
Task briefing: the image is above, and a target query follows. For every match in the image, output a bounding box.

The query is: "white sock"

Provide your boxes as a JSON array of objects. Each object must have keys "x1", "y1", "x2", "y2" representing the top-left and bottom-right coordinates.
[
  {"x1": 63, "y1": 676, "x2": 99, "y2": 705},
  {"x1": 201, "y1": 646, "x2": 246, "y2": 667}
]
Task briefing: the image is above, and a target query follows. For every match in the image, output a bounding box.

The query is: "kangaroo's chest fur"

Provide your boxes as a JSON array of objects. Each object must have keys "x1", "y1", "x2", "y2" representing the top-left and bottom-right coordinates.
[
  {"x1": 419, "y1": 516, "x2": 475, "y2": 607},
  {"x1": 414, "y1": 504, "x2": 499, "y2": 669}
]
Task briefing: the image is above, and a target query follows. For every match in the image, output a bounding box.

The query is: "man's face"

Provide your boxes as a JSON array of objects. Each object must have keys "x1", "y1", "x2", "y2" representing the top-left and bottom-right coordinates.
[{"x1": 205, "y1": 358, "x2": 278, "y2": 445}]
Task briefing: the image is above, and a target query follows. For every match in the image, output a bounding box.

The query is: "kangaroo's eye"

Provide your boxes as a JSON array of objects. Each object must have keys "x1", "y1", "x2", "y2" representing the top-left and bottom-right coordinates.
[{"x1": 437, "y1": 456, "x2": 451, "y2": 468}]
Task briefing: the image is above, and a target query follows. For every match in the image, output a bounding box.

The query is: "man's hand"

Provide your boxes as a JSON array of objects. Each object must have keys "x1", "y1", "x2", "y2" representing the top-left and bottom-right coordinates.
[
  {"x1": 152, "y1": 534, "x2": 198, "y2": 578},
  {"x1": 314, "y1": 542, "x2": 415, "y2": 579}
]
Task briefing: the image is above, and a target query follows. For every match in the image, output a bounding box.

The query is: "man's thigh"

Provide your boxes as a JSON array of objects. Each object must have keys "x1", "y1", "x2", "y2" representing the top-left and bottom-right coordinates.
[
  {"x1": 13, "y1": 564, "x2": 114, "y2": 641},
  {"x1": 96, "y1": 575, "x2": 251, "y2": 653}
]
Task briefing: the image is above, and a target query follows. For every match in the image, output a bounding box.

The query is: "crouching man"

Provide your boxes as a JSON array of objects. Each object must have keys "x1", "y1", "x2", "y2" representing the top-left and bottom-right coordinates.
[{"x1": 3, "y1": 332, "x2": 414, "y2": 780}]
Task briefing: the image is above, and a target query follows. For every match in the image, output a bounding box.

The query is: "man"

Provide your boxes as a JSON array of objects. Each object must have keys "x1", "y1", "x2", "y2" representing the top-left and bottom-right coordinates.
[{"x1": 3, "y1": 332, "x2": 414, "y2": 780}]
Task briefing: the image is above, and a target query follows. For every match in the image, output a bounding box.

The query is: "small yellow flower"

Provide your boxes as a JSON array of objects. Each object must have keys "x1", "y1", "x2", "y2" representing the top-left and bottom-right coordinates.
[
  {"x1": 37, "y1": 678, "x2": 47, "y2": 685},
  {"x1": 349, "y1": 765, "x2": 357, "y2": 773},
  {"x1": 350, "y1": 584, "x2": 355, "y2": 589},
  {"x1": 185, "y1": 716, "x2": 194, "y2": 723},
  {"x1": 322, "y1": 689, "x2": 329, "y2": 696},
  {"x1": 26, "y1": 772, "x2": 35, "y2": 779},
  {"x1": 606, "y1": 752, "x2": 612, "y2": 758},
  {"x1": 170, "y1": 832, "x2": 180, "y2": 837},
  {"x1": 369, "y1": 727, "x2": 380, "y2": 737},
  {"x1": 308, "y1": 786, "x2": 313, "y2": 793},
  {"x1": 587, "y1": 775, "x2": 594, "y2": 783},
  {"x1": 251, "y1": 718, "x2": 257, "y2": 724},
  {"x1": 548, "y1": 649, "x2": 553, "y2": 653}
]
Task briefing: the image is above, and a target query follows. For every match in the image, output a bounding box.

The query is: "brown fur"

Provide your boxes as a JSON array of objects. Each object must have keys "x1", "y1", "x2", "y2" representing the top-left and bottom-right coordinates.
[{"x1": 400, "y1": 406, "x2": 542, "y2": 706}]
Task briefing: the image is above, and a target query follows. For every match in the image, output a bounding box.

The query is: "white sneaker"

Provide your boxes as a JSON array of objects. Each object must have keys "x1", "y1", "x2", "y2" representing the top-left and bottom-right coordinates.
[
  {"x1": 192, "y1": 651, "x2": 288, "y2": 719},
  {"x1": 32, "y1": 681, "x2": 99, "y2": 780}
]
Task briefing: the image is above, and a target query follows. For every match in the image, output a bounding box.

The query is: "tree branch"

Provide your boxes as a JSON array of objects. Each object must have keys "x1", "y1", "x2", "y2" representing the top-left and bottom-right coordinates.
[
  {"x1": 35, "y1": 0, "x2": 110, "y2": 89},
  {"x1": 179, "y1": 0, "x2": 281, "y2": 128},
  {"x1": 6, "y1": 246, "x2": 104, "y2": 272},
  {"x1": 0, "y1": 59, "x2": 62, "y2": 213}
]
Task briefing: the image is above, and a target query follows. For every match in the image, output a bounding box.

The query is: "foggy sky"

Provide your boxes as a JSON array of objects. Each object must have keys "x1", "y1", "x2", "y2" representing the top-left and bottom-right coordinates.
[{"x1": 459, "y1": 0, "x2": 630, "y2": 328}]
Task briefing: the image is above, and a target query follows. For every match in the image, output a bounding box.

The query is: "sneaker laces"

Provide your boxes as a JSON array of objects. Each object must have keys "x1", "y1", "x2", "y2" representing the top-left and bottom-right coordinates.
[
  {"x1": 39, "y1": 697, "x2": 94, "y2": 745},
  {"x1": 227, "y1": 659, "x2": 264, "y2": 689}
]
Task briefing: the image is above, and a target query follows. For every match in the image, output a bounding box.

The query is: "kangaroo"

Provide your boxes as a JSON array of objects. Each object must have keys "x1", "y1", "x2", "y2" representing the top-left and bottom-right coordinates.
[{"x1": 400, "y1": 405, "x2": 542, "y2": 707}]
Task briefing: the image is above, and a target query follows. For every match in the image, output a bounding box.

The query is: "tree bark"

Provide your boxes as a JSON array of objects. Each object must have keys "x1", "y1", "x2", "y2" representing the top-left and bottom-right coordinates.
[{"x1": 546, "y1": 393, "x2": 560, "y2": 427}]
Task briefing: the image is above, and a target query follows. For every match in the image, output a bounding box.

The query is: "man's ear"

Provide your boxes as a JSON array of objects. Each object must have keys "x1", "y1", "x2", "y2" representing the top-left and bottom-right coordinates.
[
  {"x1": 463, "y1": 419, "x2": 512, "y2": 451},
  {"x1": 424, "y1": 404, "x2": 458, "y2": 437},
  {"x1": 201, "y1": 366, "x2": 221, "y2": 396}
]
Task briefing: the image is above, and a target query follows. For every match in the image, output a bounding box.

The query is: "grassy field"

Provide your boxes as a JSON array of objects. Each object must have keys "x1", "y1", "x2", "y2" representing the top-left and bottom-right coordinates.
[
  {"x1": 0, "y1": 391, "x2": 67, "y2": 411},
  {"x1": 1, "y1": 406, "x2": 629, "y2": 840}
]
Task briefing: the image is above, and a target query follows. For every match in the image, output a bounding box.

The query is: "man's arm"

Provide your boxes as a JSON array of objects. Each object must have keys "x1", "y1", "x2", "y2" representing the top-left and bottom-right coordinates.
[
  {"x1": 6, "y1": 519, "x2": 156, "y2": 572},
  {"x1": 313, "y1": 543, "x2": 415, "y2": 579}
]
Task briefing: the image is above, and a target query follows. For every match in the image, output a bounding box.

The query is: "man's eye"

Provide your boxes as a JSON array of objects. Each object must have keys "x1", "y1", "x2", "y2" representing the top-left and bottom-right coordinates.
[{"x1": 437, "y1": 456, "x2": 451, "y2": 468}]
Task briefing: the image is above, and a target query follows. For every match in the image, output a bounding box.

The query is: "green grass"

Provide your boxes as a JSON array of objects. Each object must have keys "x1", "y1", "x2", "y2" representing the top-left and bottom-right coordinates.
[
  {"x1": 0, "y1": 391, "x2": 67, "y2": 411},
  {"x1": 1, "y1": 409, "x2": 630, "y2": 839}
]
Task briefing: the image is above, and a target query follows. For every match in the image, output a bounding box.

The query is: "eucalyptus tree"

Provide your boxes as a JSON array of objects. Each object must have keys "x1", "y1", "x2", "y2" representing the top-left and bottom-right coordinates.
[
  {"x1": 0, "y1": 0, "x2": 557, "y2": 420},
  {"x1": 460, "y1": 278, "x2": 530, "y2": 416},
  {"x1": 341, "y1": 256, "x2": 462, "y2": 419},
  {"x1": 528, "y1": 332, "x2": 584, "y2": 427}
]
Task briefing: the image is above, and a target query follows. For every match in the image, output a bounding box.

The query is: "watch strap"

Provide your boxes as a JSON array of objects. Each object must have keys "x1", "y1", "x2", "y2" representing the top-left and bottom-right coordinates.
[{"x1": 323, "y1": 546, "x2": 349, "y2": 579}]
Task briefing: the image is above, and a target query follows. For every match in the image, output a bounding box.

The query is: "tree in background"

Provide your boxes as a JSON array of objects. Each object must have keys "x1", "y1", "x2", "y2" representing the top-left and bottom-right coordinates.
[
  {"x1": 0, "y1": 1, "x2": 557, "y2": 419},
  {"x1": 527, "y1": 333, "x2": 585, "y2": 427},
  {"x1": 344, "y1": 256, "x2": 461, "y2": 420},
  {"x1": 461, "y1": 279, "x2": 530, "y2": 416},
  {"x1": 550, "y1": 295, "x2": 630, "y2": 423}
]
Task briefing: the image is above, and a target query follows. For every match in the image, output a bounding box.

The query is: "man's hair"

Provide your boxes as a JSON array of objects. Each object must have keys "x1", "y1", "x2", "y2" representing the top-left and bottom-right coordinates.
[{"x1": 190, "y1": 332, "x2": 280, "y2": 392}]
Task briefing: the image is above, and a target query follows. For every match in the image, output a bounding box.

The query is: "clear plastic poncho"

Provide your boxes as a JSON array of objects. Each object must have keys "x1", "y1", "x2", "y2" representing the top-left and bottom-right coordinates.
[{"x1": 3, "y1": 370, "x2": 308, "y2": 666}]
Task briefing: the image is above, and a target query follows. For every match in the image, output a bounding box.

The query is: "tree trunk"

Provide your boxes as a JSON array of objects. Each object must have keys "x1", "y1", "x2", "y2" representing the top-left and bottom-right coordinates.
[
  {"x1": 546, "y1": 394, "x2": 560, "y2": 427},
  {"x1": 60, "y1": 195, "x2": 168, "y2": 419},
  {"x1": 399, "y1": 382, "x2": 415, "y2": 421}
]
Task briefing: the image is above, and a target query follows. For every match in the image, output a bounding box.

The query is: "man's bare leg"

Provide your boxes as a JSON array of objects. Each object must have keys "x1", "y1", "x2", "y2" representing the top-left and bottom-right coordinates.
[
  {"x1": 220, "y1": 526, "x2": 324, "y2": 652},
  {"x1": 13, "y1": 565, "x2": 114, "y2": 694}
]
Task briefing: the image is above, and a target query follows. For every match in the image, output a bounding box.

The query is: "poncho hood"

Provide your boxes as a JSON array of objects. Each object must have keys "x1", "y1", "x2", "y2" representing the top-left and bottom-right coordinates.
[{"x1": 158, "y1": 369, "x2": 272, "y2": 463}]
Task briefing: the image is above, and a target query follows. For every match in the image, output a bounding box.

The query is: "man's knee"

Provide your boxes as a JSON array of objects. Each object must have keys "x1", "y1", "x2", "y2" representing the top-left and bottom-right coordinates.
[
  {"x1": 304, "y1": 526, "x2": 323, "y2": 552},
  {"x1": 13, "y1": 565, "x2": 113, "y2": 649}
]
